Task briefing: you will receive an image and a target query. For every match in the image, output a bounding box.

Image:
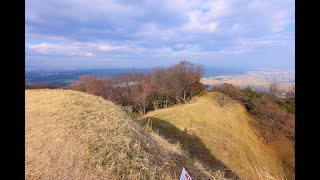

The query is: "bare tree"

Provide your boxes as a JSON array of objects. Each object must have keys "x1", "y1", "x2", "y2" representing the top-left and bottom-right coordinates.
[
  {"x1": 286, "y1": 80, "x2": 295, "y2": 99},
  {"x1": 254, "y1": 85, "x2": 268, "y2": 94},
  {"x1": 70, "y1": 75, "x2": 105, "y2": 96},
  {"x1": 130, "y1": 80, "x2": 154, "y2": 114},
  {"x1": 71, "y1": 61, "x2": 205, "y2": 114},
  {"x1": 268, "y1": 82, "x2": 280, "y2": 98},
  {"x1": 170, "y1": 61, "x2": 204, "y2": 103},
  {"x1": 150, "y1": 67, "x2": 175, "y2": 109},
  {"x1": 189, "y1": 82, "x2": 205, "y2": 99}
]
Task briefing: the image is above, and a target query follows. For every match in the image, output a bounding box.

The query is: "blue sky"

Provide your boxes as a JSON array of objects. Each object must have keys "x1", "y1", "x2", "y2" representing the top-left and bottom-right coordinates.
[{"x1": 26, "y1": 0, "x2": 295, "y2": 69}]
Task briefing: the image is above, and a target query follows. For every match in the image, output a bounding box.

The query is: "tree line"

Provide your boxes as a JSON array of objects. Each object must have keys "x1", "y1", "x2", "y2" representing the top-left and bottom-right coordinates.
[
  {"x1": 25, "y1": 83, "x2": 62, "y2": 89},
  {"x1": 70, "y1": 61, "x2": 205, "y2": 114}
]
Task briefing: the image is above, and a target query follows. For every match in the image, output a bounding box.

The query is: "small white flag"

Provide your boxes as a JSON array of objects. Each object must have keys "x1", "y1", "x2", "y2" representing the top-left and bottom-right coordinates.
[{"x1": 180, "y1": 167, "x2": 192, "y2": 180}]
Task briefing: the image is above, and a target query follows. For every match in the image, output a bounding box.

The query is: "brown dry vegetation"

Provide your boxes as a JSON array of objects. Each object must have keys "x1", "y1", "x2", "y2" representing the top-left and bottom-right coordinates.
[
  {"x1": 26, "y1": 89, "x2": 230, "y2": 179},
  {"x1": 142, "y1": 92, "x2": 294, "y2": 180},
  {"x1": 211, "y1": 84, "x2": 295, "y2": 178},
  {"x1": 70, "y1": 61, "x2": 205, "y2": 115}
]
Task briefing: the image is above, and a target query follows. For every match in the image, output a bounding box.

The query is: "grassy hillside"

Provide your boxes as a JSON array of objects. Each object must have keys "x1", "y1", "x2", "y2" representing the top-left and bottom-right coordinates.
[
  {"x1": 141, "y1": 92, "x2": 292, "y2": 180},
  {"x1": 26, "y1": 89, "x2": 230, "y2": 179}
]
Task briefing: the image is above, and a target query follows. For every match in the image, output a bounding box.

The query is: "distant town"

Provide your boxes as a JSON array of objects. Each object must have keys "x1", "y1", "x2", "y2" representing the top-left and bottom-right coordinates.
[{"x1": 201, "y1": 68, "x2": 294, "y2": 93}]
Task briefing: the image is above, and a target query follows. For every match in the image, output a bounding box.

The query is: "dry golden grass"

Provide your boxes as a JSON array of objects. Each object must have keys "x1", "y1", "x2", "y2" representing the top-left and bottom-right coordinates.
[
  {"x1": 142, "y1": 92, "x2": 292, "y2": 180},
  {"x1": 26, "y1": 89, "x2": 227, "y2": 179}
]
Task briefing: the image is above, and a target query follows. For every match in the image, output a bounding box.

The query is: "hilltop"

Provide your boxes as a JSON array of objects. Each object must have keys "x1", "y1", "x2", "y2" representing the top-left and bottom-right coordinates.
[
  {"x1": 25, "y1": 89, "x2": 229, "y2": 179},
  {"x1": 141, "y1": 92, "x2": 294, "y2": 180}
]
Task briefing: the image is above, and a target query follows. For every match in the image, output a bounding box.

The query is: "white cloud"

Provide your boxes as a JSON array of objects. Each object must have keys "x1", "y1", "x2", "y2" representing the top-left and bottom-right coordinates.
[
  {"x1": 26, "y1": 0, "x2": 294, "y2": 45},
  {"x1": 230, "y1": 23, "x2": 248, "y2": 33},
  {"x1": 84, "y1": 52, "x2": 93, "y2": 56},
  {"x1": 26, "y1": 43, "x2": 80, "y2": 55},
  {"x1": 26, "y1": 41, "x2": 149, "y2": 59},
  {"x1": 183, "y1": 10, "x2": 219, "y2": 32},
  {"x1": 219, "y1": 48, "x2": 251, "y2": 55},
  {"x1": 98, "y1": 44, "x2": 148, "y2": 54},
  {"x1": 98, "y1": 45, "x2": 117, "y2": 51},
  {"x1": 133, "y1": 23, "x2": 178, "y2": 41},
  {"x1": 270, "y1": 10, "x2": 293, "y2": 32},
  {"x1": 25, "y1": 0, "x2": 294, "y2": 68},
  {"x1": 238, "y1": 37, "x2": 289, "y2": 48},
  {"x1": 27, "y1": 43, "x2": 51, "y2": 53},
  {"x1": 26, "y1": 42, "x2": 94, "y2": 57}
]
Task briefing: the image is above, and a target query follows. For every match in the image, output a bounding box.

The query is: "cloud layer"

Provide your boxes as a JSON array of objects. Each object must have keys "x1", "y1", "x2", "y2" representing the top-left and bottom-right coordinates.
[{"x1": 26, "y1": 0, "x2": 295, "y2": 69}]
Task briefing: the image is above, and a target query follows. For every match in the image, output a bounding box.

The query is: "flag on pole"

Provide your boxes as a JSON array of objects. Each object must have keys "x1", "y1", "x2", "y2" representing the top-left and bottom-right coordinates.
[{"x1": 180, "y1": 167, "x2": 192, "y2": 180}]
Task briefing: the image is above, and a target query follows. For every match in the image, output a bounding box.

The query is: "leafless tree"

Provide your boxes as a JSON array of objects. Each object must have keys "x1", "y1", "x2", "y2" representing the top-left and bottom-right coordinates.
[
  {"x1": 130, "y1": 80, "x2": 154, "y2": 114},
  {"x1": 286, "y1": 80, "x2": 295, "y2": 99},
  {"x1": 70, "y1": 61, "x2": 205, "y2": 114},
  {"x1": 170, "y1": 61, "x2": 204, "y2": 103},
  {"x1": 70, "y1": 75, "x2": 105, "y2": 96},
  {"x1": 268, "y1": 82, "x2": 280, "y2": 98}
]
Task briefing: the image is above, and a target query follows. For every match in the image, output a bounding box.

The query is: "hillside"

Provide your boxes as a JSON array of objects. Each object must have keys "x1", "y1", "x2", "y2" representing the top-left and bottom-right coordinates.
[
  {"x1": 26, "y1": 89, "x2": 230, "y2": 179},
  {"x1": 142, "y1": 92, "x2": 293, "y2": 180}
]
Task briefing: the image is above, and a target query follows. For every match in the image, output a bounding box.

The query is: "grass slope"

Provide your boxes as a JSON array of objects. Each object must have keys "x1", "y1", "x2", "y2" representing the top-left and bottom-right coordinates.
[
  {"x1": 142, "y1": 92, "x2": 290, "y2": 180},
  {"x1": 26, "y1": 89, "x2": 229, "y2": 179}
]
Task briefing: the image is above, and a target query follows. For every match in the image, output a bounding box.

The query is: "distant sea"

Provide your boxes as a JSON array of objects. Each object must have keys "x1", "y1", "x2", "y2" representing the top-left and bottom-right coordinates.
[{"x1": 24, "y1": 67, "x2": 267, "y2": 87}]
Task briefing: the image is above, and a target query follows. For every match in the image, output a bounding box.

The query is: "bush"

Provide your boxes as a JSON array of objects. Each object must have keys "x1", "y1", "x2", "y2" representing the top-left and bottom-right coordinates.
[
  {"x1": 211, "y1": 83, "x2": 245, "y2": 101},
  {"x1": 198, "y1": 89, "x2": 208, "y2": 96},
  {"x1": 277, "y1": 97, "x2": 295, "y2": 114},
  {"x1": 244, "y1": 98, "x2": 261, "y2": 110},
  {"x1": 216, "y1": 93, "x2": 229, "y2": 107},
  {"x1": 244, "y1": 86, "x2": 261, "y2": 99}
]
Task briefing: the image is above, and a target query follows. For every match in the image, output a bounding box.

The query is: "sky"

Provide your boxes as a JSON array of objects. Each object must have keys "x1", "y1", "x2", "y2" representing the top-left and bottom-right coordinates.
[{"x1": 26, "y1": 0, "x2": 295, "y2": 69}]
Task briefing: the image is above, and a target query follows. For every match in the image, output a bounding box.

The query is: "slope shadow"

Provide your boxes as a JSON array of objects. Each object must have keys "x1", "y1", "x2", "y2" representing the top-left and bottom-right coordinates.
[{"x1": 141, "y1": 117, "x2": 240, "y2": 179}]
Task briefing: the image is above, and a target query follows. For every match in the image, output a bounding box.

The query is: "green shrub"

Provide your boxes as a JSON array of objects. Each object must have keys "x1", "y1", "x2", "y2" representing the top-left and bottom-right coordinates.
[
  {"x1": 278, "y1": 97, "x2": 295, "y2": 114},
  {"x1": 199, "y1": 89, "x2": 208, "y2": 96},
  {"x1": 244, "y1": 86, "x2": 261, "y2": 99}
]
